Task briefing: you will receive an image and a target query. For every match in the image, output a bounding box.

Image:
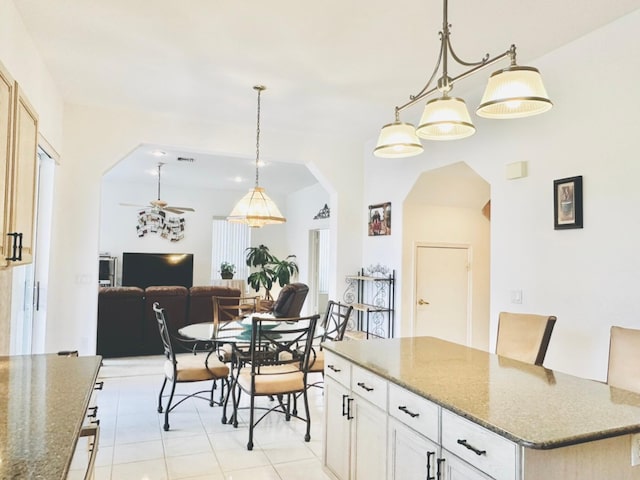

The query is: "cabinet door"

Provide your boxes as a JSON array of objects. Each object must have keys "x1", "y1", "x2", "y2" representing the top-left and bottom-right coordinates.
[
  {"x1": 441, "y1": 450, "x2": 495, "y2": 480},
  {"x1": 7, "y1": 85, "x2": 38, "y2": 265},
  {"x1": 0, "y1": 62, "x2": 15, "y2": 268},
  {"x1": 389, "y1": 419, "x2": 438, "y2": 480},
  {"x1": 324, "y1": 376, "x2": 351, "y2": 480},
  {"x1": 352, "y1": 395, "x2": 387, "y2": 480}
]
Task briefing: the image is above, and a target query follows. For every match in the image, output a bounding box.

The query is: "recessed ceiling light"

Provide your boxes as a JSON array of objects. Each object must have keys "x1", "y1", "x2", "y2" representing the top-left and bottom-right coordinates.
[
  {"x1": 151, "y1": 150, "x2": 166, "y2": 157},
  {"x1": 234, "y1": 176, "x2": 243, "y2": 183}
]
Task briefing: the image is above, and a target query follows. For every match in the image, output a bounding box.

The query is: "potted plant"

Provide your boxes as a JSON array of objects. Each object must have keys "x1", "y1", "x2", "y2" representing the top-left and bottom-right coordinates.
[
  {"x1": 245, "y1": 244, "x2": 299, "y2": 303},
  {"x1": 219, "y1": 261, "x2": 236, "y2": 279}
]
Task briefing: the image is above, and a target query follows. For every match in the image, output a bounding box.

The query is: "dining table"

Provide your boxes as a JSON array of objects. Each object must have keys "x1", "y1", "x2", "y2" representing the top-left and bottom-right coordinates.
[{"x1": 178, "y1": 315, "x2": 322, "y2": 424}]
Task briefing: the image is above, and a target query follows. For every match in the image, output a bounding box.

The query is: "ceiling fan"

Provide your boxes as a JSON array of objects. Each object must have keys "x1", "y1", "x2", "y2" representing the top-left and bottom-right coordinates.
[{"x1": 120, "y1": 162, "x2": 195, "y2": 214}]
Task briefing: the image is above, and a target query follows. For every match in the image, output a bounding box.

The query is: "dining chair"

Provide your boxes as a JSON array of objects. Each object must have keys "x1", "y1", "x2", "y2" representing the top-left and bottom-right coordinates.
[
  {"x1": 607, "y1": 326, "x2": 640, "y2": 393},
  {"x1": 309, "y1": 301, "x2": 354, "y2": 377},
  {"x1": 213, "y1": 294, "x2": 260, "y2": 362},
  {"x1": 495, "y1": 311, "x2": 557, "y2": 366},
  {"x1": 231, "y1": 314, "x2": 320, "y2": 450},
  {"x1": 153, "y1": 302, "x2": 230, "y2": 431},
  {"x1": 269, "y1": 283, "x2": 309, "y2": 317}
]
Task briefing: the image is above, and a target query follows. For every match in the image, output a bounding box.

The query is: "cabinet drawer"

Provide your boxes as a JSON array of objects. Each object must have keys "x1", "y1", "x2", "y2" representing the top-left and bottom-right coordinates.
[
  {"x1": 351, "y1": 365, "x2": 387, "y2": 410},
  {"x1": 323, "y1": 351, "x2": 351, "y2": 387},
  {"x1": 442, "y1": 410, "x2": 518, "y2": 480},
  {"x1": 389, "y1": 383, "x2": 439, "y2": 442}
]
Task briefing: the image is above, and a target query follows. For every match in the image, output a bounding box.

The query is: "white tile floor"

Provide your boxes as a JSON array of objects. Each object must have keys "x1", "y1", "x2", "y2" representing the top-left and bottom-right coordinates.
[{"x1": 69, "y1": 356, "x2": 332, "y2": 480}]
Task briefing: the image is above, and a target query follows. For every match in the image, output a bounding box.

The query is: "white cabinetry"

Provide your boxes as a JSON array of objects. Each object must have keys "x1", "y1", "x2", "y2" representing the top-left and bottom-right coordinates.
[
  {"x1": 323, "y1": 352, "x2": 387, "y2": 480},
  {"x1": 324, "y1": 353, "x2": 517, "y2": 480},
  {"x1": 389, "y1": 419, "x2": 438, "y2": 479},
  {"x1": 0, "y1": 60, "x2": 38, "y2": 268},
  {"x1": 441, "y1": 449, "x2": 494, "y2": 480},
  {"x1": 441, "y1": 409, "x2": 517, "y2": 480}
]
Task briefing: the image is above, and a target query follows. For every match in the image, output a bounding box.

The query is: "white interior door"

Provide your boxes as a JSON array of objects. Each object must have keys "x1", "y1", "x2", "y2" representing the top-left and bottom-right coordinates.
[
  {"x1": 414, "y1": 245, "x2": 470, "y2": 345},
  {"x1": 308, "y1": 228, "x2": 329, "y2": 315}
]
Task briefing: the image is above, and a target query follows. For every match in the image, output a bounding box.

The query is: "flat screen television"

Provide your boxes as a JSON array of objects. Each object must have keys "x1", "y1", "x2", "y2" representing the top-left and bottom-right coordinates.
[{"x1": 121, "y1": 252, "x2": 194, "y2": 289}]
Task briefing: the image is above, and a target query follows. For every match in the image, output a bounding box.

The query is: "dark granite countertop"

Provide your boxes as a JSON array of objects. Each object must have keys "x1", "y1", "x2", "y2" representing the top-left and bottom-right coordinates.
[
  {"x1": 0, "y1": 354, "x2": 102, "y2": 479},
  {"x1": 322, "y1": 336, "x2": 640, "y2": 450}
]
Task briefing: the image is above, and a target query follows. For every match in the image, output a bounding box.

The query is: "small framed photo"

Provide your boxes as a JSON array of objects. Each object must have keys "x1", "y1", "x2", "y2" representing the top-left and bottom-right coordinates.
[
  {"x1": 554, "y1": 176, "x2": 583, "y2": 230},
  {"x1": 368, "y1": 202, "x2": 391, "y2": 236}
]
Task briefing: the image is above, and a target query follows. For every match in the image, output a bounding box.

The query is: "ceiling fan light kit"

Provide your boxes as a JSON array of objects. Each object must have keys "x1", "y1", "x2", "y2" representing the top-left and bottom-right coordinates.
[
  {"x1": 120, "y1": 162, "x2": 195, "y2": 241},
  {"x1": 227, "y1": 85, "x2": 286, "y2": 228},
  {"x1": 374, "y1": 0, "x2": 552, "y2": 158}
]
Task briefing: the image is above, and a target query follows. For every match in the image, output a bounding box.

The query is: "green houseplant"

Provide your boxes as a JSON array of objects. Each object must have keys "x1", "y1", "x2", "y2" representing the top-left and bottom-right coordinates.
[
  {"x1": 219, "y1": 261, "x2": 236, "y2": 279},
  {"x1": 245, "y1": 244, "x2": 298, "y2": 301}
]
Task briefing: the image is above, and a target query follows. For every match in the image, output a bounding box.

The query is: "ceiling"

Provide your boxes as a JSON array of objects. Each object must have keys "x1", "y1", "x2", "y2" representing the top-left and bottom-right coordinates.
[{"x1": 14, "y1": 0, "x2": 640, "y2": 190}]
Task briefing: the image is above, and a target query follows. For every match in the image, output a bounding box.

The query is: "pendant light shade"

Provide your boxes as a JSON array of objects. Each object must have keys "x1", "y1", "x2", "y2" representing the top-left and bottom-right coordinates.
[
  {"x1": 477, "y1": 66, "x2": 553, "y2": 119},
  {"x1": 416, "y1": 96, "x2": 476, "y2": 140},
  {"x1": 374, "y1": 121, "x2": 424, "y2": 158},
  {"x1": 227, "y1": 85, "x2": 286, "y2": 227},
  {"x1": 227, "y1": 186, "x2": 285, "y2": 228}
]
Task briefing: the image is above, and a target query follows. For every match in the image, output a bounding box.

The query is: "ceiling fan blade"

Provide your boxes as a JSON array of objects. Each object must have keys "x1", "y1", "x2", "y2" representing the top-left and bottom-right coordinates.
[
  {"x1": 119, "y1": 202, "x2": 148, "y2": 208},
  {"x1": 164, "y1": 206, "x2": 195, "y2": 214},
  {"x1": 167, "y1": 206, "x2": 195, "y2": 212}
]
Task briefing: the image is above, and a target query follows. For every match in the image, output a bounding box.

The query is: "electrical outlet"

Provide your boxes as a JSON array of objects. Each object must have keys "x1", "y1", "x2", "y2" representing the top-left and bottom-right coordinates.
[{"x1": 630, "y1": 433, "x2": 640, "y2": 466}]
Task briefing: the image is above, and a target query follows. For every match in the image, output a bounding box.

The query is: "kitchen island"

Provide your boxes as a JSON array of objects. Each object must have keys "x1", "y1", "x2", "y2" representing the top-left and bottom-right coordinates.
[
  {"x1": 0, "y1": 354, "x2": 102, "y2": 479},
  {"x1": 322, "y1": 336, "x2": 640, "y2": 480}
]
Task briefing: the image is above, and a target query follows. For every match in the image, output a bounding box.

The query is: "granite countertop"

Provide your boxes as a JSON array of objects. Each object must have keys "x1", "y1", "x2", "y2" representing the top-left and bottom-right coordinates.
[
  {"x1": 322, "y1": 336, "x2": 640, "y2": 450},
  {"x1": 0, "y1": 354, "x2": 102, "y2": 479}
]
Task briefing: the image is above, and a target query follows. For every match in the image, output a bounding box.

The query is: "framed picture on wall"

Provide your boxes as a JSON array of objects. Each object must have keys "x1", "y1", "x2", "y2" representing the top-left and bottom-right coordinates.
[
  {"x1": 553, "y1": 175, "x2": 583, "y2": 230},
  {"x1": 368, "y1": 202, "x2": 391, "y2": 236}
]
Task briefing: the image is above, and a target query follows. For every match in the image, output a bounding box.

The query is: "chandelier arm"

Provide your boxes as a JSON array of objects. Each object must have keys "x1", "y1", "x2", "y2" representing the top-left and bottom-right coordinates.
[
  {"x1": 409, "y1": 32, "x2": 446, "y2": 102},
  {"x1": 396, "y1": 47, "x2": 513, "y2": 114},
  {"x1": 446, "y1": 35, "x2": 490, "y2": 67}
]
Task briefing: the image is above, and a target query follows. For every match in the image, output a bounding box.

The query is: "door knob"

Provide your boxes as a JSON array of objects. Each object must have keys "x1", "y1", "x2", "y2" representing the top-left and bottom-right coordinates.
[{"x1": 418, "y1": 299, "x2": 430, "y2": 305}]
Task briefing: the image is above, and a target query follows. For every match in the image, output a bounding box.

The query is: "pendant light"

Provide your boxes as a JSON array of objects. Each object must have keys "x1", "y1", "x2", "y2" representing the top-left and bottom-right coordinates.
[
  {"x1": 373, "y1": 0, "x2": 552, "y2": 157},
  {"x1": 227, "y1": 85, "x2": 286, "y2": 228}
]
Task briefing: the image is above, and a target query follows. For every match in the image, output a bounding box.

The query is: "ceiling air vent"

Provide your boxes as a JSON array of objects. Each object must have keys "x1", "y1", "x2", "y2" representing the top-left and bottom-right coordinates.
[{"x1": 177, "y1": 157, "x2": 195, "y2": 162}]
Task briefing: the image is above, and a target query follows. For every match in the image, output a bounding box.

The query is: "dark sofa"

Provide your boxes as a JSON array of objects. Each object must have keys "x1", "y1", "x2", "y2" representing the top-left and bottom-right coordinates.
[{"x1": 97, "y1": 285, "x2": 241, "y2": 357}]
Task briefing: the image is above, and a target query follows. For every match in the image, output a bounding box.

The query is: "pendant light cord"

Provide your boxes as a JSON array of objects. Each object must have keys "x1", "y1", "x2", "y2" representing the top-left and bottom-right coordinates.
[{"x1": 254, "y1": 85, "x2": 265, "y2": 188}]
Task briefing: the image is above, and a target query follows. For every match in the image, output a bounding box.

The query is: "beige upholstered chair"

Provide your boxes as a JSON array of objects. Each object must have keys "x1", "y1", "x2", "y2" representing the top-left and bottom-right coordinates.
[
  {"x1": 495, "y1": 312, "x2": 557, "y2": 366},
  {"x1": 607, "y1": 326, "x2": 640, "y2": 394},
  {"x1": 153, "y1": 302, "x2": 230, "y2": 431},
  {"x1": 231, "y1": 314, "x2": 320, "y2": 450}
]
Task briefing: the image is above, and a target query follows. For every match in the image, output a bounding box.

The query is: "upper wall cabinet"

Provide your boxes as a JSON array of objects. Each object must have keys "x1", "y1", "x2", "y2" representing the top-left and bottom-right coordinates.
[{"x1": 0, "y1": 60, "x2": 39, "y2": 268}]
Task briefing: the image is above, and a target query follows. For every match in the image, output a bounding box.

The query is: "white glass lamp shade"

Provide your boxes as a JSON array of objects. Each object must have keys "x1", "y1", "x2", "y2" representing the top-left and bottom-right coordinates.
[
  {"x1": 227, "y1": 186, "x2": 286, "y2": 228},
  {"x1": 416, "y1": 96, "x2": 476, "y2": 140},
  {"x1": 373, "y1": 121, "x2": 424, "y2": 158},
  {"x1": 477, "y1": 66, "x2": 553, "y2": 119}
]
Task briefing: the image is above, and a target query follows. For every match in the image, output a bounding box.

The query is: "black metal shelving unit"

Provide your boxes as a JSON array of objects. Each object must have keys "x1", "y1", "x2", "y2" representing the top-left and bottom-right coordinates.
[{"x1": 343, "y1": 267, "x2": 395, "y2": 338}]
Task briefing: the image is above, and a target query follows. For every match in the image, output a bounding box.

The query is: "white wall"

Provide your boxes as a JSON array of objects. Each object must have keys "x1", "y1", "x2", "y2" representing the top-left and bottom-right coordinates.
[
  {"x1": 363, "y1": 10, "x2": 640, "y2": 381},
  {"x1": 46, "y1": 103, "x2": 362, "y2": 354},
  {"x1": 0, "y1": 1, "x2": 64, "y2": 150}
]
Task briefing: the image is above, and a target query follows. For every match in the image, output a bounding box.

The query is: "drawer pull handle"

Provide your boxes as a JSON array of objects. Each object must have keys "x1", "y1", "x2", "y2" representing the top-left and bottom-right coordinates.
[
  {"x1": 357, "y1": 382, "x2": 374, "y2": 392},
  {"x1": 426, "y1": 451, "x2": 435, "y2": 480},
  {"x1": 94, "y1": 381, "x2": 104, "y2": 391},
  {"x1": 398, "y1": 405, "x2": 420, "y2": 418},
  {"x1": 327, "y1": 364, "x2": 341, "y2": 373},
  {"x1": 342, "y1": 394, "x2": 349, "y2": 417},
  {"x1": 457, "y1": 438, "x2": 486, "y2": 456},
  {"x1": 87, "y1": 406, "x2": 98, "y2": 418}
]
